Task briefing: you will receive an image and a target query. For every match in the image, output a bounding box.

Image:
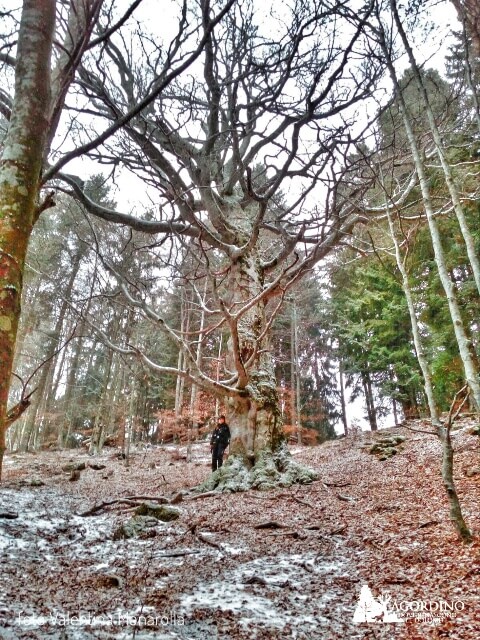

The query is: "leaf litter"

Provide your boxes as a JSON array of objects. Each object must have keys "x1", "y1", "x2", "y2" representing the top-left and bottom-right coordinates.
[{"x1": 0, "y1": 425, "x2": 479, "y2": 639}]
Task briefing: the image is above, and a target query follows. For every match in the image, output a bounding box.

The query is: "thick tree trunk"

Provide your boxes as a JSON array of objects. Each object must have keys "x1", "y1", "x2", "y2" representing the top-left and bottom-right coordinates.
[
  {"x1": 226, "y1": 252, "x2": 283, "y2": 458},
  {"x1": 0, "y1": 0, "x2": 56, "y2": 480},
  {"x1": 197, "y1": 247, "x2": 317, "y2": 492}
]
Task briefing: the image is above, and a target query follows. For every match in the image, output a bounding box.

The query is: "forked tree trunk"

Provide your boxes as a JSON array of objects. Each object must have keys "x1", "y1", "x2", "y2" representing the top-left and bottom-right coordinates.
[
  {"x1": 198, "y1": 245, "x2": 317, "y2": 491},
  {"x1": 0, "y1": 0, "x2": 56, "y2": 480}
]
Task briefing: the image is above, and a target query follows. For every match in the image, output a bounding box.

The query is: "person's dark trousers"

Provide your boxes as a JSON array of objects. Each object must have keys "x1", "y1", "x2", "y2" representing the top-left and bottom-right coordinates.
[{"x1": 212, "y1": 443, "x2": 226, "y2": 471}]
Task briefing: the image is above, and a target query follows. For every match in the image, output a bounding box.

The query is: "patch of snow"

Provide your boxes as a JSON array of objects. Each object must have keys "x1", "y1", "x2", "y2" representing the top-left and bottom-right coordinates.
[{"x1": 180, "y1": 552, "x2": 350, "y2": 633}]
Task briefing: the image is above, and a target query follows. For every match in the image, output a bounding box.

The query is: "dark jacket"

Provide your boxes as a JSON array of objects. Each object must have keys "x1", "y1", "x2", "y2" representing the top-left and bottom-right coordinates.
[{"x1": 210, "y1": 423, "x2": 230, "y2": 447}]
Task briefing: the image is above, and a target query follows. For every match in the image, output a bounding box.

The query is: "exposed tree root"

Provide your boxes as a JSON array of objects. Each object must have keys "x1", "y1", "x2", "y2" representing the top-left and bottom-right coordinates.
[{"x1": 193, "y1": 444, "x2": 318, "y2": 493}]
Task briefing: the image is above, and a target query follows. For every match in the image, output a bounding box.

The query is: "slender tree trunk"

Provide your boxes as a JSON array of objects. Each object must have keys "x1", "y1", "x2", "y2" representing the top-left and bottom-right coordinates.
[
  {"x1": 187, "y1": 281, "x2": 207, "y2": 462},
  {"x1": 392, "y1": 0, "x2": 480, "y2": 298},
  {"x1": 440, "y1": 420, "x2": 472, "y2": 541},
  {"x1": 362, "y1": 371, "x2": 377, "y2": 431},
  {"x1": 378, "y1": 19, "x2": 480, "y2": 410},
  {"x1": 451, "y1": 0, "x2": 480, "y2": 58},
  {"x1": 49, "y1": 330, "x2": 68, "y2": 404},
  {"x1": 36, "y1": 254, "x2": 83, "y2": 444},
  {"x1": 460, "y1": 20, "x2": 480, "y2": 136},
  {"x1": 392, "y1": 396, "x2": 399, "y2": 426},
  {"x1": 214, "y1": 336, "x2": 223, "y2": 420},
  {"x1": 59, "y1": 324, "x2": 86, "y2": 446},
  {"x1": 174, "y1": 291, "x2": 187, "y2": 422},
  {"x1": 117, "y1": 368, "x2": 127, "y2": 452},
  {"x1": 290, "y1": 297, "x2": 302, "y2": 443},
  {"x1": 102, "y1": 353, "x2": 122, "y2": 446},
  {"x1": 125, "y1": 372, "x2": 137, "y2": 468},
  {"x1": 19, "y1": 382, "x2": 45, "y2": 451},
  {"x1": 0, "y1": 0, "x2": 56, "y2": 480},
  {"x1": 383, "y1": 182, "x2": 441, "y2": 426},
  {"x1": 89, "y1": 345, "x2": 114, "y2": 455},
  {"x1": 338, "y1": 357, "x2": 349, "y2": 435}
]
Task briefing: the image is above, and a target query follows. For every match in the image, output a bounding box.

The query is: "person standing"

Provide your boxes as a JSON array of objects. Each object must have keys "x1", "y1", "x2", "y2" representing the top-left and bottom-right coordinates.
[{"x1": 210, "y1": 415, "x2": 230, "y2": 471}]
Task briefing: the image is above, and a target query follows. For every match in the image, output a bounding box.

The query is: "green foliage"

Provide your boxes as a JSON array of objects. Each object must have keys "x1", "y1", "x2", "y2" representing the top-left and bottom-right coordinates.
[
  {"x1": 328, "y1": 249, "x2": 423, "y2": 417},
  {"x1": 379, "y1": 67, "x2": 457, "y2": 153},
  {"x1": 272, "y1": 276, "x2": 339, "y2": 442}
]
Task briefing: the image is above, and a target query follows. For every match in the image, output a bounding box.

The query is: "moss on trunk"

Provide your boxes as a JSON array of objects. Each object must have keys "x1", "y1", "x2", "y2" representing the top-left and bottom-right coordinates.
[
  {"x1": 0, "y1": 0, "x2": 56, "y2": 480},
  {"x1": 195, "y1": 444, "x2": 318, "y2": 493}
]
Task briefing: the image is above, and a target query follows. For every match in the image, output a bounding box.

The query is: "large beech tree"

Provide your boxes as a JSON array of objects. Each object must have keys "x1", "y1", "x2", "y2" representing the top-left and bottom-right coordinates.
[{"x1": 58, "y1": 0, "x2": 384, "y2": 489}]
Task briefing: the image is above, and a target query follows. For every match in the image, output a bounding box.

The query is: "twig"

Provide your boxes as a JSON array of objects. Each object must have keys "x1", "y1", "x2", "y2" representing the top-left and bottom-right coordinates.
[
  {"x1": 78, "y1": 496, "x2": 167, "y2": 517},
  {"x1": 322, "y1": 481, "x2": 352, "y2": 488},
  {"x1": 156, "y1": 550, "x2": 201, "y2": 558},
  {"x1": 254, "y1": 521, "x2": 286, "y2": 530},
  {"x1": 328, "y1": 524, "x2": 347, "y2": 535},
  {"x1": 292, "y1": 496, "x2": 315, "y2": 508},
  {"x1": 188, "y1": 491, "x2": 219, "y2": 500},
  {"x1": 446, "y1": 384, "x2": 470, "y2": 430},
  {"x1": 336, "y1": 494, "x2": 356, "y2": 502},
  {"x1": 123, "y1": 495, "x2": 169, "y2": 502},
  {"x1": 403, "y1": 424, "x2": 438, "y2": 436},
  {"x1": 78, "y1": 499, "x2": 142, "y2": 516},
  {"x1": 195, "y1": 531, "x2": 223, "y2": 550}
]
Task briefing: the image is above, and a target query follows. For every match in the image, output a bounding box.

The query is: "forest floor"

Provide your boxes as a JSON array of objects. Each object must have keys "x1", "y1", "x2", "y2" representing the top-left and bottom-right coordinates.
[{"x1": 0, "y1": 419, "x2": 480, "y2": 640}]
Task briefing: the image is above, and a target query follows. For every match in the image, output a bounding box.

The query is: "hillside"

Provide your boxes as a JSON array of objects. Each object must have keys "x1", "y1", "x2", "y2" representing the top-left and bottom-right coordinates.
[{"x1": 1, "y1": 421, "x2": 479, "y2": 640}]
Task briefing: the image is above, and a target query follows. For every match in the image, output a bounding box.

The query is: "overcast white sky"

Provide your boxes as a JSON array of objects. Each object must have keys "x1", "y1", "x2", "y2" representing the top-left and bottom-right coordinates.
[{"x1": 55, "y1": 0, "x2": 461, "y2": 432}]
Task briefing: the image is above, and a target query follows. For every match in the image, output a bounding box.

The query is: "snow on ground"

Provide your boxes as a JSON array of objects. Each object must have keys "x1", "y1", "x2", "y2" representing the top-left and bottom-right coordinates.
[{"x1": 1, "y1": 423, "x2": 480, "y2": 639}]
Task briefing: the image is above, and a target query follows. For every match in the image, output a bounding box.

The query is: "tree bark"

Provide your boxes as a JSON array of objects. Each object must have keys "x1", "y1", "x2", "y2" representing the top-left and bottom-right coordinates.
[
  {"x1": 362, "y1": 371, "x2": 377, "y2": 431},
  {"x1": 377, "y1": 15, "x2": 480, "y2": 410},
  {"x1": 226, "y1": 251, "x2": 283, "y2": 460},
  {"x1": 440, "y1": 420, "x2": 472, "y2": 542},
  {"x1": 193, "y1": 242, "x2": 318, "y2": 493},
  {"x1": 290, "y1": 297, "x2": 302, "y2": 444},
  {"x1": 187, "y1": 280, "x2": 207, "y2": 461},
  {"x1": 338, "y1": 357, "x2": 349, "y2": 436},
  {"x1": 0, "y1": 0, "x2": 56, "y2": 479},
  {"x1": 174, "y1": 290, "x2": 187, "y2": 422},
  {"x1": 392, "y1": 0, "x2": 480, "y2": 298},
  {"x1": 383, "y1": 177, "x2": 441, "y2": 426},
  {"x1": 451, "y1": 0, "x2": 480, "y2": 57},
  {"x1": 89, "y1": 341, "x2": 115, "y2": 455}
]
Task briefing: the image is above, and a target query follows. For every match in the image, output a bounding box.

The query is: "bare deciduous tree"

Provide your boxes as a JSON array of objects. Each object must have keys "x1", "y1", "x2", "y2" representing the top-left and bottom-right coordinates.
[{"x1": 60, "y1": 0, "x2": 383, "y2": 489}]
